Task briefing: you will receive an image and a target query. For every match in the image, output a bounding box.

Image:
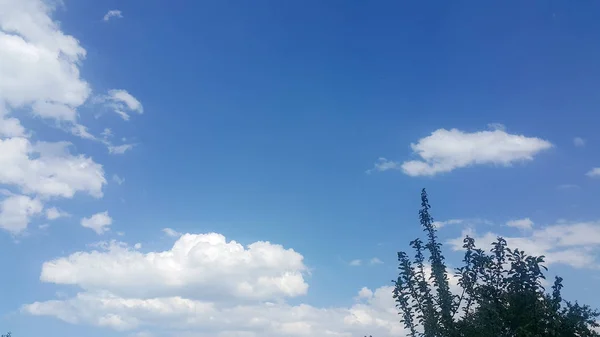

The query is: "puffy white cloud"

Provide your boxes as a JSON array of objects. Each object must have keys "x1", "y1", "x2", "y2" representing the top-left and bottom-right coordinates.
[
  {"x1": 103, "y1": 10, "x2": 123, "y2": 22},
  {"x1": 24, "y1": 232, "x2": 410, "y2": 336},
  {"x1": 46, "y1": 207, "x2": 69, "y2": 220},
  {"x1": 396, "y1": 128, "x2": 552, "y2": 176},
  {"x1": 40, "y1": 233, "x2": 308, "y2": 301},
  {"x1": 587, "y1": 168, "x2": 600, "y2": 178},
  {"x1": 0, "y1": 194, "x2": 43, "y2": 233},
  {"x1": 0, "y1": 0, "x2": 90, "y2": 124},
  {"x1": 96, "y1": 89, "x2": 143, "y2": 121},
  {"x1": 24, "y1": 285, "x2": 404, "y2": 337},
  {"x1": 573, "y1": 137, "x2": 586, "y2": 147},
  {"x1": 506, "y1": 218, "x2": 534, "y2": 230},
  {"x1": 81, "y1": 211, "x2": 112, "y2": 235},
  {"x1": 448, "y1": 221, "x2": 600, "y2": 269},
  {"x1": 0, "y1": 137, "x2": 106, "y2": 199}
]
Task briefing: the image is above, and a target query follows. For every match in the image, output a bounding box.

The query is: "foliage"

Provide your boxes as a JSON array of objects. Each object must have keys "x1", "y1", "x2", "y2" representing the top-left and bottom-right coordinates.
[{"x1": 391, "y1": 189, "x2": 600, "y2": 337}]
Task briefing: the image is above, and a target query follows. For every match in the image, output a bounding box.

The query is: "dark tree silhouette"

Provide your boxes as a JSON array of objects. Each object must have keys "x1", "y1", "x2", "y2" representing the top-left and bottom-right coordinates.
[{"x1": 389, "y1": 189, "x2": 599, "y2": 337}]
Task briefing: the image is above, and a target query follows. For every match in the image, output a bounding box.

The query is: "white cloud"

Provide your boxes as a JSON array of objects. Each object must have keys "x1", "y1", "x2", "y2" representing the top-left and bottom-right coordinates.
[
  {"x1": 46, "y1": 207, "x2": 70, "y2": 220},
  {"x1": 574, "y1": 137, "x2": 586, "y2": 147},
  {"x1": 349, "y1": 259, "x2": 362, "y2": 266},
  {"x1": 0, "y1": 0, "x2": 90, "y2": 126},
  {"x1": 394, "y1": 128, "x2": 552, "y2": 176},
  {"x1": 39, "y1": 233, "x2": 308, "y2": 301},
  {"x1": 81, "y1": 211, "x2": 112, "y2": 235},
  {"x1": 0, "y1": 194, "x2": 43, "y2": 233},
  {"x1": 448, "y1": 221, "x2": 600, "y2": 269},
  {"x1": 103, "y1": 10, "x2": 123, "y2": 22},
  {"x1": 162, "y1": 228, "x2": 181, "y2": 237},
  {"x1": 369, "y1": 258, "x2": 383, "y2": 265},
  {"x1": 587, "y1": 168, "x2": 600, "y2": 178},
  {"x1": 96, "y1": 89, "x2": 143, "y2": 121},
  {"x1": 433, "y1": 219, "x2": 464, "y2": 229},
  {"x1": 366, "y1": 157, "x2": 402, "y2": 174},
  {"x1": 0, "y1": 137, "x2": 106, "y2": 198},
  {"x1": 506, "y1": 217, "x2": 534, "y2": 230},
  {"x1": 24, "y1": 232, "x2": 410, "y2": 337},
  {"x1": 108, "y1": 143, "x2": 135, "y2": 155},
  {"x1": 112, "y1": 174, "x2": 125, "y2": 185}
]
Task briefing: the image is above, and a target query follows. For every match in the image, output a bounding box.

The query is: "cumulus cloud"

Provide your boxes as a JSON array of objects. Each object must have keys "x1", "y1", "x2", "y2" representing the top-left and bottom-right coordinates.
[
  {"x1": 373, "y1": 127, "x2": 552, "y2": 176},
  {"x1": 81, "y1": 211, "x2": 112, "y2": 235},
  {"x1": 0, "y1": 138, "x2": 106, "y2": 199},
  {"x1": 573, "y1": 137, "x2": 586, "y2": 147},
  {"x1": 24, "y1": 233, "x2": 411, "y2": 336},
  {"x1": 103, "y1": 10, "x2": 123, "y2": 22},
  {"x1": 506, "y1": 218, "x2": 534, "y2": 230},
  {"x1": 0, "y1": 194, "x2": 43, "y2": 234},
  {"x1": 587, "y1": 168, "x2": 600, "y2": 178},
  {"x1": 40, "y1": 233, "x2": 308, "y2": 301},
  {"x1": 448, "y1": 221, "x2": 600, "y2": 269}
]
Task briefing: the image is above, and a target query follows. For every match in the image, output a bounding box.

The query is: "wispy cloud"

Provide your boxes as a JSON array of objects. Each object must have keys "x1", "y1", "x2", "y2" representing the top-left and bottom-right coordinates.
[
  {"x1": 573, "y1": 137, "x2": 586, "y2": 147},
  {"x1": 587, "y1": 168, "x2": 600, "y2": 178},
  {"x1": 103, "y1": 10, "x2": 123, "y2": 22}
]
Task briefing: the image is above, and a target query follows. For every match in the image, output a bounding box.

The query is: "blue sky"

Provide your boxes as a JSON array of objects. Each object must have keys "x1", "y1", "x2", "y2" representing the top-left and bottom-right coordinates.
[{"x1": 1, "y1": 1, "x2": 600, "y2": 336}]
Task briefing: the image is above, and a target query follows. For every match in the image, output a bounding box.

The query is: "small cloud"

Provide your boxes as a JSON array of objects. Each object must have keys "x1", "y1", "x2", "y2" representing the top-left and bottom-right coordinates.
[
  {"x1": 81, "y1": 211, "x2": 112, "y2": 235},
  {"x1": 95, "y1": 89, "x2": 143, "y2": 120},
  {"x1": 573, "y1": 137, "x2": 586, "y2": 147},
  {"x1": 433, "y1": 219, "x2": 464, "y2": 229},
  {"x1": 112, "y1": 174, "x2": 125, "y2": 185},
  {"x1": 39, "y1": 224, "x2": 50, "y2": 230},
  {"x1": 349, "y1": 259, "x2": 362, "y2": 266},
  {"x1": 162, "y1": 228, "x2": 182, "y2": 237},
  {"x1": 103, "y1": 10, "x2": 123, "y2": 22},
  {"x1": 586, "y1": 168, "x2": 600, "y2": 178},
  {"x1": 134, "y1": 243, "x2": 142, "y2": 249},
  {"x1": 369, "y1": 257, "x2": 383, "y2": 265},
  {"x1": 46, "y1": 207, "x2": 70, "y2": 220},
  {"x1": 506, "y1": 217, "x2": 534, "y2": 230},
  {"x1": 108, "y1": 144, "x2": 135, "y2": 155},
  {"x1": 357, "y1": 287, "x2": 373, "y2": 299},
  {"x1": 101, "y1": 128, "x2": 113, "y2": 139},
  {"x1": 366, "y1": 157, "x2": 402, "y2": 174}
]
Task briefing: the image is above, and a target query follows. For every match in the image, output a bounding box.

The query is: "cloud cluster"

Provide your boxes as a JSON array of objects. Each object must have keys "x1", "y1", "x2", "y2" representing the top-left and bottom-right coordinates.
[
  {"x1": 0, "y1": 0, "x2": 141, "y2": 234},
  {"x1": 24, "y1": 232, "x2": 406, "y2": 336},
  {"x1": 448, "y1": 221, "x2": 600, "y2": 269},
  {"x1": 370, "y1": 127, "x2": 552, "y2": 176}
]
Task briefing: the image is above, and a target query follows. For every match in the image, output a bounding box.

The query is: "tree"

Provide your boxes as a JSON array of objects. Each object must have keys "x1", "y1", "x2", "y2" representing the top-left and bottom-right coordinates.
[{"x1": 391, "y1": 189, "x2": 599, "y2": 337}]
